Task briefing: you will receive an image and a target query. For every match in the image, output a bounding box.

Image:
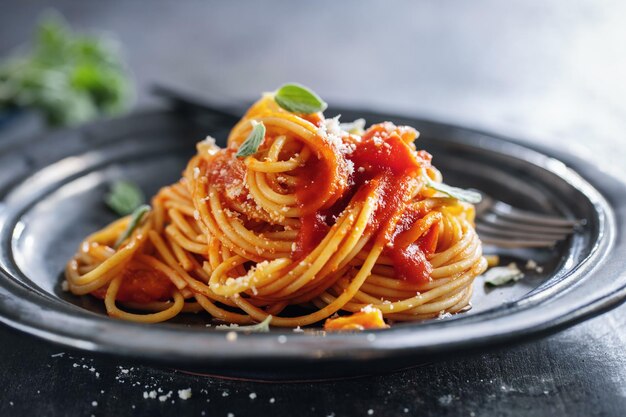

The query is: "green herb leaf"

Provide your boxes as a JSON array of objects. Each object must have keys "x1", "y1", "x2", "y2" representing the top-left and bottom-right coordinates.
[
  {"x1": 236, "y1": 121, "x2": 266, "y2": 158},
  {"x1": 483, "y1": 263, "x2": 524, "y2": 286},
  {"x1": 274, "y1": 83, "x2": 327, "y2": 114},
  {"x1": 425, "y1": 176, "x2": 482, "y2": 204},
  {"x1": 215, "y1": 315, "x2": 272, "y2": 332},
  {"x1": 113, "y1": 204, "x2": 151, "y2": 249},
  {"x1": 105, "y1": 180, "x2": 144, "y2": 216}
]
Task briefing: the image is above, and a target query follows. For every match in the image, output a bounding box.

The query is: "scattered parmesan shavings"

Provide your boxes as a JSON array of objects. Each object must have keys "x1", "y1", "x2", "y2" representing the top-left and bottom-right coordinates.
[
  {"x1": 483, "y1": 263, "x2": 524, "y2": 286},
  {"x1": 159, "y1": 391, "x2": 173, "y2": 402},
  {"x1": 324, "y1": 115, "x2": 342, "y2": 136},
  {"x1": 438, "y1": 311, "x2": 453, "y2": 320},
  {"x1": 293, "y1": 326, "x2": 304, "y2": 333},
  {"x1": 178, "y1": 388, "x2": 192, "y2": 400},
  {"x1": 345, "y1": 159, "x2": 355, "y2": 176},
  {"x1": 61, "y1": 280, "x2": 69, "y2": 291},
  {"x1": 361, "y1": 304, "x2": 376, "y2": 313}
]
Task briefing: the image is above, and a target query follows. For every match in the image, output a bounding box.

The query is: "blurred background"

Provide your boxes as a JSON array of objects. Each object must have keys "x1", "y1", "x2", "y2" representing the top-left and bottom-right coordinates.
[{"x1": 1, "y1": 0, "x2": 625, "y2": 176}]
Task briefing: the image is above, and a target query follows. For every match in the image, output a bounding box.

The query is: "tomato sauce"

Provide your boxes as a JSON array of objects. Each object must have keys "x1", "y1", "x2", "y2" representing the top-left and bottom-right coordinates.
[
  {"x1": 92, "y1": 266, "x2": 174, "y2": 303},
  {"x1": 294, "y1": 212, "x2": 330, "y2": 259},
  {"x1": 294, "y1": 122, "x2": 440, "y2": 283},
  {"x1": 204, "y1": 150, "x2": 247, "y2": 194}
]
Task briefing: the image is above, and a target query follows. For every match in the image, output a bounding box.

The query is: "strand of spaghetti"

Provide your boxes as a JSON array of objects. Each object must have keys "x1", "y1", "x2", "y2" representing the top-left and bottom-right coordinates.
[
  {"x1": 168, "y1": 208, "x2": 199, "y2": 240},
  {"x1": 120, "y1": 300, "x2": 204, "y2": 314},
  {"x1": 255, "y1": 203, "x2": 363, "y2": 297},
  {"x1": 104, "y1": 275, "x2": 184, "y2": 323},
  {"x1": 193, "y1": 294, "x2": 254, "y2": 325},
  {"x1": 165, "y1": 225, "x2": 207, "y2": 254},
  {"x1": 196, "y1": 185, "x2": 272, "y2": 259},
  {"x1": 68, "y1": 218, "x2": 150, "y2": 287},
  {"x1": 135, "y1": 254, "x2": 187, "y2": 289},
  {"x1": 235, "y1": 241, "x2": 386, "y2": 327}
]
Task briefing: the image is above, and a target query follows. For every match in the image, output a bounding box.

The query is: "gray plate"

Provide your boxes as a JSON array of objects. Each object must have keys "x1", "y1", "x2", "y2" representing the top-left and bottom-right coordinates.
[{"x1": 0, "y1": 107, "x2": 624, "y2": 380}]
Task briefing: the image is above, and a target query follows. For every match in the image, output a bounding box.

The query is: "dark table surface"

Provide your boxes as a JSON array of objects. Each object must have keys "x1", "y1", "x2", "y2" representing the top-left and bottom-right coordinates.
[{"x1": 1, "y1": 1, "x2": 626, "y2": 416}]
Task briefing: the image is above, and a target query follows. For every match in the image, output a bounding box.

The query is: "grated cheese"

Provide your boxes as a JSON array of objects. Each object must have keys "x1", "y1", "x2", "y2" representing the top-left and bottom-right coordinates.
[{"x1": 177, "y1": 388, "x2": 192, "y2": 400}]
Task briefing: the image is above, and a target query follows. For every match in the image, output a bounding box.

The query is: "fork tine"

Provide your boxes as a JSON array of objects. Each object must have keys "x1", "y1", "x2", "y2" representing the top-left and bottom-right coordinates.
[
  {"x1": 491, "y1": 201, "x2": 581, "y2": 228},
  {"x1": 479, "y1": 213, "x2": 575, "y2": 235},
  {"x1": 476, "y1": 223, "x2": 569, "y2": 241},
  {"x1": 478, "y1": 235, "x2": 559, "y2": 248}
]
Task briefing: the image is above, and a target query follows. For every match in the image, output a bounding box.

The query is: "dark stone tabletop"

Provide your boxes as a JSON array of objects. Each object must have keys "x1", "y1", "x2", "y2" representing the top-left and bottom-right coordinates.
[{"x1": 1, "y1": 1, "x2": 625, "y2": 416}]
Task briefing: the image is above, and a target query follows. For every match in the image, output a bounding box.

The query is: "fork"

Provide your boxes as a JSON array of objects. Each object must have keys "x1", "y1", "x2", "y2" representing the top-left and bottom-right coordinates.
[{"x1": 474, "y1": 193, "x2": 582, "y2": 248}]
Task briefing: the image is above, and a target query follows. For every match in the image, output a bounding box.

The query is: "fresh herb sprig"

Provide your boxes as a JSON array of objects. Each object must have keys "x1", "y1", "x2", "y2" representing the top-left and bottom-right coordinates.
[
  {"x1": 105, "y1": 180, "x2": 144, "y2": 216},
  {"x1": 113, "y1": 204, "x2": 150, "y2": 249},
  {"x1": 483, "y1": 263, "x2": 524, "y2": 286},
  {"x1": 424, "y1": 175, "x2": 482, "y2": 204},
  {"x1": 236, "y1": 121, "x2": 266, "y2": 158},
  {"x1": 274, "y1": 83, "x2": 327, "y2": 114}
]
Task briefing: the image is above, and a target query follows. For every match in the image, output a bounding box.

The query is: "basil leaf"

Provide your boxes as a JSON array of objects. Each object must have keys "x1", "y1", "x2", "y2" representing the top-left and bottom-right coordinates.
[
  {"x1": 236, "y1": 121, "x2": 266, "y2": 158},
  {"x1": 215, "y1": 315, "x2": 272, "y2": 332},
  {"x1": 483, "y1": 263, "x2": 524, "y2": 286},
  {"x1": 105, "y1": 180, "x2": 144, "y2": 216},
  {"x1": 425, "y1": 177, "x2": 482, "y2": 204},
  {"x1": 274, "y1": 83, "x2": 327, "y2": 114},
  {"x1": 113, "y1": 204, "x2": 150, "y2": 249}
]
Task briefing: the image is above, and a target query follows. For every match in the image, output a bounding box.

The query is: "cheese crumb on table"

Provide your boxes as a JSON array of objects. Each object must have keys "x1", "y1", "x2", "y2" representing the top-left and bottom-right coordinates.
[{"x1": 178, "y1": 388, "x2": 192, "y2": 400}]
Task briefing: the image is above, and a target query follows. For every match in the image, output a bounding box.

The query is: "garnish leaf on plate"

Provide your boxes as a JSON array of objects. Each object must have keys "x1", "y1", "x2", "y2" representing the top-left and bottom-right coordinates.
[
  {"x1": 113, "y1": 204, "x2": 150, "y2": 249},
  {"x1": 105, "y1": 180, "x2": 144, "y2": 216},
  {"x1": 236, "y1": 121, "x2": 266, "y2": 158},
  {"x1": 215, "y1": 315, "x2": 272, "y2": 332},
  {"x1": 425, "y1": 176, "x2": 482, "y2": 204},
  {"x1": 483, "y1": 263, "x2": 524, "y2": 286},
  {"x1": 274, "y1": 83, "x2": 327, "y2": 114}
]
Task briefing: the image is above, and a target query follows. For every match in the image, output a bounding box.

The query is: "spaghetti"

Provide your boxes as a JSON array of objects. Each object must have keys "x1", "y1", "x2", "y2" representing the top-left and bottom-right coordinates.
[{"x1": 65, "y1": 86, "x2": 487, "y2": 330}]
